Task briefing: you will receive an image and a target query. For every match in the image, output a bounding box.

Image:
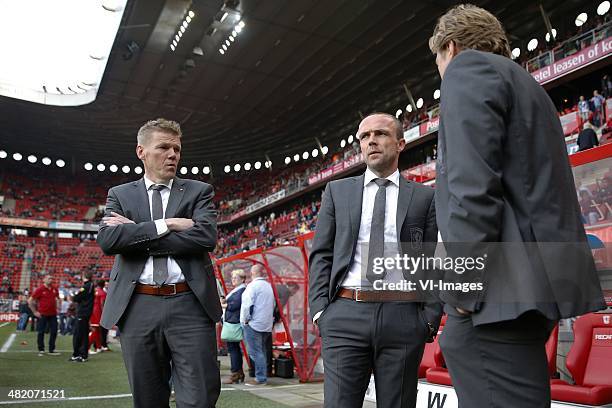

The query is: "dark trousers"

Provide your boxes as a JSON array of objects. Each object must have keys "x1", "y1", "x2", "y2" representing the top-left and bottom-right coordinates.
[
  {"x1": 440, "y1": 309, "x2": 556, "y2": 408},
  {"x1": 227, "y1": 341, "x2": 243, "y2": 373},
  {"x1": 318, "y1": 298, "x2": 429, "y2": 408},
  {"x1": 100, "y1": 327, "x2": 108, "y2": 348},
  {"x1": 37, "y1": 315, "x2": 58, "y2": 352},
  {"x1": 72, "y1": 317, "x2": 90, "y2": 359},
  {"x1": 118, "y1": 292, "x2": 220, "y2": 408}
]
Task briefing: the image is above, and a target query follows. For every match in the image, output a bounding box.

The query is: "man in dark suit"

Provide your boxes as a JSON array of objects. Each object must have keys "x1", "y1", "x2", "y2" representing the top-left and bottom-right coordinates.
[
  {"x1": 429, "y1": 5, "x2": 606, "y2": 407},
  {"x1": 97, "y1": 118, "x2": 222, "y2": 408},
  {"x1": 309, "y1": 112, "x2": 442, "y2": 408}
]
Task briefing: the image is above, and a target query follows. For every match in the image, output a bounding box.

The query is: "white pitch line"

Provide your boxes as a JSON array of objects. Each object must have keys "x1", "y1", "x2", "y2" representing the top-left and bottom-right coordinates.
[
  {"x1": 0, "y1": 322, "x2": 10, "y2": 328},
  {"x1": 0, "y1": 333, "x2": 16, "y2": 353}
]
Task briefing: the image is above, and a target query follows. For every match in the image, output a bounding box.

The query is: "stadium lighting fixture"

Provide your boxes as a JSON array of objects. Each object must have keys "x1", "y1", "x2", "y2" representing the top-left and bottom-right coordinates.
[
  {"x1": 178, "y1": 31, "x2": 183, "y2": 38},
  {"x1": 232, "y1": 30, "x2": 237, "y2": 37},
  {"x1": 191, "y1": 166, "x2": 199, "y2": 174},
  {"x1": 229, "y1": 35, "x2": 235, "y2": 42},
  {"x1": 220, "y1": 12, "x2": 228, "y2": 23},
  {"x1": 395, "y1": 109, "x2": 402, "y2": 118},
  {"x1": 244, "y1": 162, "x2": 251, "y2": 170},
  {"x1": 0, "y1": 150, "x2": 7, "y2": 159},
  {"x1": 293, "y1": 154, "x2": 300, "y2": 162},
  {"x1": 575, "y1": 12, "x2": 588, "y2": 26},
  {"x1": 170, "y1": 44, "x2": 176, "y2": 52},
  {"x1": 303, "y1": 151, "x2": 309, "y2": 160},
  {"x1": 416, "y1": 98, "x2": 424, "y2": 109},
  {"x1": 406, "y1": 104, "x2": 413, "y2": 113},
  {"x1": 42, "y1": 157, "x2": 51, "y2": 165},
  {"x1": 84, "y1": 162, "x2": 93, "y2": 170},
  {"x1": 348, "y1": 135, "x2": 354, "y2": 144},
  {"x1": 188, "y1": 10, "x2": 195, "y2": 18},
  {"x1": 235, "y1": 25, "x2": 243, "y2": 34},
  {"x1": 527, "y1": 38, "x2": 538, "y2": 51},
  {"x1": 234, "y1": 164, "x2": 241, "y2": 172},
  {"x1": 122, "y1": 165, "x2": 130, "y2": 173},
  {"x1": 511, "y1": 47, "x2": 521, "y2": 59},
  {"x1": 186, "y1": 16, "x2": 192, "y2": 23},
  {"x1": 222, "y1": 44, "x2": 227, "y2": 51},
  {"x1": 285, "y1": 157, "x2": 291, "y2": 165},
  {"x1": 238, "y1": 21, "x2": 245, "y2": 28},
  {"x1": 225, "y1": 40, "x2": 230, "y2": 46},
  {"x1": 254, "y1": 161, "x2": 262, "y2": 169},
  {"x1": 180, "y1": 166, "x2": 188, "y2": 175},
  {"x1": 182, "y1": 21, "x2": 188, "y2": 29},
  {"x1": 13, "y1": 152, "x2": 22, "y2": 161},
  {"x1": 97, "y1": 163, "x2": 106, "y2": 171},
  {"x1": 545, "y1": 29, "x2": 557, "y2": 42},
  {"x1": 265, "y1": 160, "x2": 271, "y2": 168},
  {"x1": 109, "y1": 164, "x2": 118, "y2": 173},
  {"x1": 56, "y1": 159, "x2": 66, "y2": 168},
  {"x1": 322, "y1": 146, "x2": 329, "y2": 155},
  {"x1": 312, "y1": 149, "x2": 319, "y2": 158},
  {"x1": 134, "y1": 166, "x2": 143, "y2": 174},
  {"x1": 203, "y1": 166, "x2": 210, "y2": 175},
  {"x1": 340, "y1": 139, "x2": 346, "y2": 148},
  {"x1": 224, "y1": 165, "x2": 230, "y2": 173},
  {"x1": 175, "y1": 34, "x2": 180, "y2": 42},
  {"x1": 27, "y1": 155, "x2": 37, "y2": 163},
  {"x1": 180, "y1": 26, "x2": 186, "y2": 34},
  {"x1": 219, "y1": 49, "x2": 225, "y2": 55},
  {"x1": 433, "y1": 89, "x2": 441, "y2": 100},
  {"x1": 599, "y1": 1, "x2": 610, "y2": 15}
]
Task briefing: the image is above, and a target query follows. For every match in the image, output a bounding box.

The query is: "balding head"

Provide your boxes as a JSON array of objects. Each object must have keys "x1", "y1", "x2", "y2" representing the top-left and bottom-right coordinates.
[{"x1": 250, "y1": 264, "x2": 265, "y2": 279}]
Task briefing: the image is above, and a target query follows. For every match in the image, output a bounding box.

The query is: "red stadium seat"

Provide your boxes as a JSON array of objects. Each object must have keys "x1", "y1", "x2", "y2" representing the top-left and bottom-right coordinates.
[
  {"x1": 551, "y1": 313, "x2": 612, "y2": 406},
  {"x1": 426, "y1": 319, "x2": 559, "y2": 386}
]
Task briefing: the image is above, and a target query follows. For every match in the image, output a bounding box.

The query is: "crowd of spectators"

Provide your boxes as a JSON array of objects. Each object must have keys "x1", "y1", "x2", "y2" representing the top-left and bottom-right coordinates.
[{"x1": 578, "y1": 175, "x2": 612, "y2": 225}]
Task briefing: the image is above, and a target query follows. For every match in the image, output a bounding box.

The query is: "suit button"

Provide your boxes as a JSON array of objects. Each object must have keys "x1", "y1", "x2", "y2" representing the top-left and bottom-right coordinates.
[{"x1": 131, "y1": 280, "x2": 137, "y2": 284}]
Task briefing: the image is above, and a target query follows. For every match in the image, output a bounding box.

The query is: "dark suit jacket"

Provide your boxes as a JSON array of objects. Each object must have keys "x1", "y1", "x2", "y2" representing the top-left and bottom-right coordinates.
[
  {"x1": 577, "y1": 128, "x2": 599, "y2": 151},
  {"x1": 224, "y1": 286, "x2": 245, "y2": 324},
  {"x1": 97, "y1": 177, "x2": 222, "y2": 329},
  {"x1": 308, "y1": 173, "x2": 442, "y2": 328},
  {"x1": 436, "y1": 50, "x2": 605, "y2": 325}
]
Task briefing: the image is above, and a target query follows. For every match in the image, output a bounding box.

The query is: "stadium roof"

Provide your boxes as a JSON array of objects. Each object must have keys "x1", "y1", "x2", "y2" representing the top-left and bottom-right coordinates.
[{"x1": 0, "y1": 0, "x2": 594, "y2": 173}]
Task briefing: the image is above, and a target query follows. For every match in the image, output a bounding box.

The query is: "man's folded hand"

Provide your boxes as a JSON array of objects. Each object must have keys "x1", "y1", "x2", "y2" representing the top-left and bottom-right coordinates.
[
  {"x1": 102, "y1": 212, "x2": 135, "y2": 226},
  {"x1": 166, "y1": 218, "x2": 195, "y2": 232}
]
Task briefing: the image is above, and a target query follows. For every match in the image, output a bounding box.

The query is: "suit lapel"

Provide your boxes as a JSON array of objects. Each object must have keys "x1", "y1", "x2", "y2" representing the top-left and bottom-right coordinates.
[
  {"x1": 165, "y1": 177, "x2": 186, "y2": 219},
  {"x1": 348, "y1": 175, "x2": 365, "y2": 244},
  {"x1": 133, "y1": 179, "x2": 150, "y2": 222},
  {"x1": 396, "y1": 176, "x2": 415, "y2": 244}
]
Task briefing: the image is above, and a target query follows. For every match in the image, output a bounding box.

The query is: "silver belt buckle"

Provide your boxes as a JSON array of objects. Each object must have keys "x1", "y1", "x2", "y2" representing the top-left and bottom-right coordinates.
[
  {"x1": 167, "y1": 283, "x2": 177, "y2": 295},
  {"x1": 353, "y1": 288, "x2": 363, "y2": 302}
]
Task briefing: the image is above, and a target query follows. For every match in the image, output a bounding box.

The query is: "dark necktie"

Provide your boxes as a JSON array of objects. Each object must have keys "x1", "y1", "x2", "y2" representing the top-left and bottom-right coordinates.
[
  {"x1": 366, "y1": 178, "x2": 391, "y2": 284},
  {"x1": 151, "y1": 184, "x2": 168, "y2": 285}
]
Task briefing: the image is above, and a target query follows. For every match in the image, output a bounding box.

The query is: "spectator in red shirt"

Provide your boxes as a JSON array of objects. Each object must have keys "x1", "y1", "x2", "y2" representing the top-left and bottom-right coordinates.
[
  {"x1": 28, "y1": 275, "x2": 60, "y2": 356},
  {"x1": 89, "y1": 280, "x2": 110, "y2": 353}
]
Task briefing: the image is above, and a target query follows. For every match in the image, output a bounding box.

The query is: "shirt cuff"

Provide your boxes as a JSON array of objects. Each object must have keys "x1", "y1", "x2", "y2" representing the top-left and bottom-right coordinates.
[
  {"x1": 154, "y1": 219, "x2": 169, "y2": 236},
  {"x1": 312, "y1": 310, "x2": 323, "y2": 324}
]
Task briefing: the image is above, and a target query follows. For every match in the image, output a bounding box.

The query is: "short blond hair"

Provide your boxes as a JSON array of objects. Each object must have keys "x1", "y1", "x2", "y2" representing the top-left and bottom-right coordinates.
[
  {"x1": 429, "y1": 4, "x2": 511, "y2": 58},
  {"x1": 137, "y1": 118, "x2": 182, "y2": 145},
  {"x1": 231, "y1": 269, "x2": 246, "y2": 282}
]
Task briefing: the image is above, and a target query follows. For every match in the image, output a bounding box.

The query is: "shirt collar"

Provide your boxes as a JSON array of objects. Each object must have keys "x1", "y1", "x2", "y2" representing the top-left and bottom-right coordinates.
[
  {"x1": 363, "y1": 168, "x2": 400, "y2": 187},
  {"x1": 144, "y1": 176, "x2": 173, "y2": 191}
]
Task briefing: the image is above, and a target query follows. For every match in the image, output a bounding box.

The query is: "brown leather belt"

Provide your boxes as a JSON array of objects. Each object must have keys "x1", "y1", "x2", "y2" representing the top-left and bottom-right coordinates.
[
  {"x1": 135, "y1": 282, "x2": 191, "y2": 296},
  {"x1": 337, "y1": 288, "x2": 419, "y2": 302}
]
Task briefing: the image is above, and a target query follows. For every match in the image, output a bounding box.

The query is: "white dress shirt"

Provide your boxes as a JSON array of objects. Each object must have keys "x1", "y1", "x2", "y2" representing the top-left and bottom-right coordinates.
[
  {"x1": 342, "y1": 168, "x2": 400, "y2": 288},
  {"x1": 138, "y1": 176, "x2": 185, "y2": 284}
]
